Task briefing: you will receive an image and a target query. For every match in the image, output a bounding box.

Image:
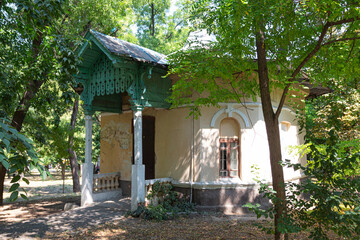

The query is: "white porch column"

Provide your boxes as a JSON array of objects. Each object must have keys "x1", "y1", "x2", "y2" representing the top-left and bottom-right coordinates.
[
  {"x1": 131, "y1": 108, "x2": 145, "y2": 211},
  {"x1": 81, "y1": 114, "x2": 94, "y2": 206}
]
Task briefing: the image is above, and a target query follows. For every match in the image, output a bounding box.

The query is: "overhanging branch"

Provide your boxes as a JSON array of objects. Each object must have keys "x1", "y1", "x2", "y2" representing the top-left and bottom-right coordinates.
[
  {"x1": 322, "y1": 36, "x2": 360, "y2": 46},
  {"x1": 275, "y1": 17, "x2": 358, "y2": 119}
]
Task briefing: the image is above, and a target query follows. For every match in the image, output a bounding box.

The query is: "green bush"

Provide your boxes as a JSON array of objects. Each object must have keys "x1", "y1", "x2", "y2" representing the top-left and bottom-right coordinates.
[
  {"x1": 244, "y1": 135, "x2": 360, "y2": 239},
  {"x1": 128, "y1": 181, "x2": 195, "y2": 221}
]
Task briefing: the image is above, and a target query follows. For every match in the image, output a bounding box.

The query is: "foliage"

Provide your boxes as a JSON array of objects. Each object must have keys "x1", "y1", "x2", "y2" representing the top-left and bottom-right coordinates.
[
  {"x1": 245, "y1": 132, "x2": 360, "y2": 239},
  {"x1": 0, "y1": 0, "x2": 135, "y2": 174},
  {"x1": 168, "y1": 0, "x2": 359, "y2": 238},
  {"x1": 168, "y1": 0, "x2": 360, "y2": 115},
  {"x1": 302, "y1": 82, "x2": 360, "y2": 143},
  {"x1": 128, "y1": 181, "x2": 194, "y2": 221},
  {"x1": 64, "y1": 0, "x2": 136, "y2": 41},
  {"x1": 0, "y1": 119, "x2": 47, "y2": 201},
  {"x1": 132, "y1": 0, "x2": 192, "y2": 54}
]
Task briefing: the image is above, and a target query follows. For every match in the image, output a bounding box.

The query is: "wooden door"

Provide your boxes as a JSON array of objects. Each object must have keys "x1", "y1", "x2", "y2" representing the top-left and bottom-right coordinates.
[
  {"x1": 142, "y1": 116, "x2": 155, "y2": 179},
  {"x1": 132, "y1": 116, "x2": 155, "y2": 180}
]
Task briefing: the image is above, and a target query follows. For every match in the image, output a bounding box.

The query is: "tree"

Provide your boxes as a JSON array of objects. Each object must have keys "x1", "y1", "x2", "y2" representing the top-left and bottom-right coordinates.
[
  {"x1": 68, "y1": 94, "x2": 81, "y2": 192},
  {"x1": 0, "y1": 0, "x2": 77, "y2": 205},
  {"x1": 0, "y1": 0, "x2": 136, "y2": 203},
  {"x1": 133, "y1": 0, "x2": 191, "y2": 54},
  {"x1": 168, "y1": 1, "x2": 360, "y2": 239}
]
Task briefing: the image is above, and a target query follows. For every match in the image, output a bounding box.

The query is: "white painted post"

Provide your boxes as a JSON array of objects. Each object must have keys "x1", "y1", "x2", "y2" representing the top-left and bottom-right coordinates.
[
  {"x1": 131, "y1": 108, "x2": 145, "y2": 211},
  {"x1": 81, "y1": 115, "x2": 94, "y2": 206}
]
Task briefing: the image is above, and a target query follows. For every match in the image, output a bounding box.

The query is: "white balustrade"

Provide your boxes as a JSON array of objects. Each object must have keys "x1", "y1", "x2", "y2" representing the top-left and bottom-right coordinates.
[{"x1": 93, "y1": 172, "x2": 121, "y2": 193}]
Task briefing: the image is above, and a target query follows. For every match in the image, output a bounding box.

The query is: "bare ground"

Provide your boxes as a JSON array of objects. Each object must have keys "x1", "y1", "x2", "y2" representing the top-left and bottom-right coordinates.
[
  {"x1": 0, "y1": 173, "x2": 350, "y2": 239},
  {"x1": 1, "y1": 171, "x2": 80, "y2": 224}
]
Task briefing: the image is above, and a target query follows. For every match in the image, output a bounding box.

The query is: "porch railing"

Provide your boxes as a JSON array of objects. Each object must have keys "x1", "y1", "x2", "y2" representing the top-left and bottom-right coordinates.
[{"x1": 93, "y1": 172, "x2": 121, "y2": 193}]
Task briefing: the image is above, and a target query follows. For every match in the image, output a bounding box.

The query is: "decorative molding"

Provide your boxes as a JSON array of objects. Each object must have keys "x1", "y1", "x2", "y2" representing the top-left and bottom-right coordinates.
[
  {"x1": 210, "y1": 102, "x2": 297, "y2": 128},
  {"x1": 218, "y1": 102, "x2": 296, "y2": 113},
  {"x1": 210, "y1": 104, "x2": 250, "y2": 128}
]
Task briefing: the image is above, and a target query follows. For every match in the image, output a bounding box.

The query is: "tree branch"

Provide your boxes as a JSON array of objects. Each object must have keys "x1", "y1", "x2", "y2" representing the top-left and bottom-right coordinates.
[
  {"x1": 328, "y1": 17, "x2": 358, "y2": 26},
  {"x1": 346, "y1": 39, "x2": 357, "y2": 63},
  {"x1": 275, "y1": 16, "x2": 359, "y2": 118},
  {"x1": 322, "y1": 36, "x2": 360, "y2": 46}
]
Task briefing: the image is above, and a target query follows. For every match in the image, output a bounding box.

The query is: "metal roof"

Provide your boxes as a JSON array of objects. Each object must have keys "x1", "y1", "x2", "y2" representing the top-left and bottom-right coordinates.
[{"x1": 91, "y1": 30, "x2": 168, "y2": 65}]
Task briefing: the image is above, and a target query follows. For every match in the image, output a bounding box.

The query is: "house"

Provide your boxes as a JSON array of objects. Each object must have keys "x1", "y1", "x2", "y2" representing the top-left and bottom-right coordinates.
[{"x1": 75, "y1": 30, "x2": 307, "y2": 213}]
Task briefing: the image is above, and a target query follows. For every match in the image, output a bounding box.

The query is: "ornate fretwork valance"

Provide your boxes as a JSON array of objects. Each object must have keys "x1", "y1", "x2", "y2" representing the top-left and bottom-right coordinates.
[
  {"x1": 77, "y1": 54, "x2": 144, "y2": 113},
  {"x1": 88, "y1": 55, "x2": 137, "y2": 103}
]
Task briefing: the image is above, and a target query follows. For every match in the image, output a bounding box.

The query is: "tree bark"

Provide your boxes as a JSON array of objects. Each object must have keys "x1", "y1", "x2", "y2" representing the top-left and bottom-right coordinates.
[
  {"x1": 68, "y1": 97, "x2": 81, "y2": 192},
  {"x1": 256, "y1": 28, "x2": 287, "y2": 240},
  {"x1": 61, "y1": 161, "x2": 65, "y2": 194},
  {"x1": 0, "y1": 164, "x2": 6, "y2": 206},
  {"x1": 150, "y1": 3, "x2": 155, "y2": 36},
  {"x1": 11, "y1": 80, "x2": 44, "y2": 131}
]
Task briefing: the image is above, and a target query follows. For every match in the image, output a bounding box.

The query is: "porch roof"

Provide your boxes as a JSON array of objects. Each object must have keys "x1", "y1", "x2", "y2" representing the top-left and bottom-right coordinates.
[
  {"x1": 90, "y1": 30, "x2": 168, "y2": 65},
  {"x1": 74, "y1": 30, "x2": 172, "y2": 115}
]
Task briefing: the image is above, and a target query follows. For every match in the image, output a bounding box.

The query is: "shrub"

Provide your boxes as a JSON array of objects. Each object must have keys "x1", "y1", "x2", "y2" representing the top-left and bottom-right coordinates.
[{"x1": 128, "y1": 181, "x2": 195, "y2": 221}]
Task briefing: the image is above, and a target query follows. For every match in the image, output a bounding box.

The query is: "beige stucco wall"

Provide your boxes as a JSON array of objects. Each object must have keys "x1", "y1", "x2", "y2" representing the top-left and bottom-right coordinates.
[
  {"x1": 100, "y1": 107, "x2": 198, "y2": 182},
  {"x1": 100, "y1": 113, "x2": 133, "y2": 180},
  {"x1": 100, "y1": 89, "x2": 306, "y2": 186},
  {"x1": 196, "y1": 98, "x2": 305, "y2": 184}
]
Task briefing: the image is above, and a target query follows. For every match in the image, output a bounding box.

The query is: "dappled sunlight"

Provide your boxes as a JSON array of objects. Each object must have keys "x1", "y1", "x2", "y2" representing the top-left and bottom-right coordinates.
[
  {"x1": 0, "y1": 198, "x2": 131, "y2": 239},
  {"x1": 0, "y1": 196, "x2": 80, "y2": 224},
  {"x1": 3, "y1": 174, "x2": 76, "y2": 202}
]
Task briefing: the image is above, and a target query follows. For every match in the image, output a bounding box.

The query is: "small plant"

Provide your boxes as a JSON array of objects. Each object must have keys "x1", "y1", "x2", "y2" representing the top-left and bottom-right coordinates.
[{"x1": 128, "y1": 181, "x2": 195, "y2": 221}]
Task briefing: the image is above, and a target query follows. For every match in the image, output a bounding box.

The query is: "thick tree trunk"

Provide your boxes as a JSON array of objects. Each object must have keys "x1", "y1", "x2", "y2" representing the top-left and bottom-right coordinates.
[
  {"x1": 68, "y1": 97, "x2": 80, "y2": 192},
  {"x1": 11, "y1": 80, "x2": 44, "y2": 131},
  {"x1": 256, "y1": 29, "x2": 287, "y2": 240}
]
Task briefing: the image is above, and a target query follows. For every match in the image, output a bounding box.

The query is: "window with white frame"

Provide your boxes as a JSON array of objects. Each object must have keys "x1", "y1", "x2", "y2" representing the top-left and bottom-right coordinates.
[{"x1": 219, "y1": 138, "x2": 239, "y2": 177}]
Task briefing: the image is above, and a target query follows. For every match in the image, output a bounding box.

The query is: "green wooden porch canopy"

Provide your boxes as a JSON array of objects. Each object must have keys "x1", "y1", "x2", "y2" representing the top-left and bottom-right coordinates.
[{"x1": 74, "y1": 30, "x2": 171, "y2": 114}]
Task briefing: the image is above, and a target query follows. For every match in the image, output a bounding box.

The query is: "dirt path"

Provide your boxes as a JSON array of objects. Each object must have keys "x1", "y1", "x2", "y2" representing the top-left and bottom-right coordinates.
[
  {"x1": 0, "y1": 196, "x2": 80, "y2": 224},
  {"x1": 0, "y1": 198, "x2": 131, "y2": 240},
  {"x1": 3, "y1": 171, "x2": 75, "y2": 202}
]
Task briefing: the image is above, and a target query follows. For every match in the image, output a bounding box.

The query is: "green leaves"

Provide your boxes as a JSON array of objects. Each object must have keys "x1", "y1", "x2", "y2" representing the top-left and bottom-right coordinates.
[
  {"x1": 9, "y1": 183, "x2": 19, "y2": 192},
  {"x1": 9, "y1": 191, "x2": 18, "y2": 202},
  {"x1": 133, "y1": 0, "x2": 191, "y2": 54},
  {"x1": 0, "y1": 118, "x2": 47, "y2": 202},
  {"x1": 10, "y1": 175, "x2": 20, "y2": 183}
]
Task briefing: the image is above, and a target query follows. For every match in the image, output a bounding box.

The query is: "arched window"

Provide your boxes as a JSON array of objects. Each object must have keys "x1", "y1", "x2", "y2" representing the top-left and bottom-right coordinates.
[{"x1": 219, "y1": 118, "x2": 240, "y2": 178}]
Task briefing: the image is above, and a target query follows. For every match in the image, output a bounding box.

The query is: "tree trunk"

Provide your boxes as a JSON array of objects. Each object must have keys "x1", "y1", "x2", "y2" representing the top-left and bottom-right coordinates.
[
  {"x1": 61, "y1": 161, "x2": 65, "y2": 194},
  {"x1": 11, "y1": 80, "x2": 44, "y2": 131},
  {"x1": 0, "y1": 164, "x2": 6, "y2": 206},
  {"x1": 150, "y1": 3, "x2": 155, "y2": 36},
  {"x1": 68, "y1": 97, "x2": 81, "y2": 192},
  {"x1": 256, "y1": 28, "x2": 287, "y2": 240}
]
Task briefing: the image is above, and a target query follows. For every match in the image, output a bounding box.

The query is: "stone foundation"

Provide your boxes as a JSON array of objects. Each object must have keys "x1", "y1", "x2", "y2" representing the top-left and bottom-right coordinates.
[
  {"x1": 174, "y1": 185, "x2": 271, "y2": 214},
  {"x1": 124, "y1": 180, "x2": 271, "y2": 213}
]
